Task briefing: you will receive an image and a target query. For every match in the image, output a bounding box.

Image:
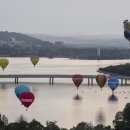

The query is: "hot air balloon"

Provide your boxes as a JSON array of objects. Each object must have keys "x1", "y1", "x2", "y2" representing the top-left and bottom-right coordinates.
[
  {"x1": 0, "y1": 58, "x2": 9, "y2": 71},
  {"x1": 15, "y1": 85, "x2": 30, "y2": 99},
  {"x1": 123, "y1": 20, "x2": 130, "y2": 42},
  {"x1": 96, "y1": 74, "x2": 108, "y2": 90},
  {"x1": 72, "y1": 74, "x2": 83, "y2": 89},
  {"x1": 108, "y1": 77, "x2": 119, "y2": 93},
  {"x1": 20, "y1": 92, "x2": 35, "y2": 110},
  {"x1": 30, "y1": 57, "x2": 39, "y2": 67}
]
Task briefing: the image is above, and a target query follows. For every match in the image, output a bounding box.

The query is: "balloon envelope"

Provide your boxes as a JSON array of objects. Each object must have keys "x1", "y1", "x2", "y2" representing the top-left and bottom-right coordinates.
[
  {"x1": 30, "y1": 57, "x2": 39, "y2": 67},
  {"x1": 15, "y1": 85, "x2": 30, "y2": 99},
  {"x1": 96, "y1": 75, "x2": 108, "y2": 89},
  {"x1": 123, "y1": 20, "x2": 130, "y2": 42},
  {"x1": 0, "y1": 58, "x2": 9, "y2": 71},
  {"x1": 108, "y1": 77, "x2": 119, "y2": 92},
  {"x1": 72, "y1": 74, "x2": 83, "y2": 89},
  {"x1": 124, "y1": 31, "x2": 130, "y2": 41},
  {"x1": 20, "y1": 92, "x2": 35, "y2": 108}
]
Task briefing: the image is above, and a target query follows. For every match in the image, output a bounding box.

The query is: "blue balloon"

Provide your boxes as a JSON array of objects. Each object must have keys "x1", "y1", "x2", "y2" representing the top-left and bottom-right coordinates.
[
  {"x1": 124, "y1": 31, "x2": 130, "y2": 40},
  {"x1": 108, "y1": 77, "x2": 119, "y2": 92},
  {"x1": 15, "y1": 85, "x2": 30, "y2": 98}
]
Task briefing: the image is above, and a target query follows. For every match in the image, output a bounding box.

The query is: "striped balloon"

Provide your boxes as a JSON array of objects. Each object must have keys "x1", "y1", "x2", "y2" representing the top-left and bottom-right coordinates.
[{"x1": 96, "y1": 75, "x2": 108, "y2": 89}]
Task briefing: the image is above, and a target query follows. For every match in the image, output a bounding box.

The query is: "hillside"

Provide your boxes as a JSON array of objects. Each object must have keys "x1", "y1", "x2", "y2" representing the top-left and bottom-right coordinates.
[
  {"x1": 30, "y1": 33, "x2": 130, "y2": 49},
  {"x1": 0, "y1": 31, "x2": 130, "y2": 59},
  {"x1": 0, "y1": 31, "x2": 53, "y2": 47},
  {"x1": 0, "y1": 31, "x2": 55, "y2": 56}
]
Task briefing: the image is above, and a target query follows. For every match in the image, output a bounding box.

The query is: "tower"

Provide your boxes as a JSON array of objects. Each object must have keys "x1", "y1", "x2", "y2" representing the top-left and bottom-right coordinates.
[{"x1": 97, "y1": 47, "x2": 101, "y2": 60}]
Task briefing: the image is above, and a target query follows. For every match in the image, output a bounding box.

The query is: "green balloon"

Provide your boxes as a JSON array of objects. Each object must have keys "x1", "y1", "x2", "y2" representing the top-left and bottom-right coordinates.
[
  {"x1": 0, "y1": 58, "x2": 9, "y2": 71},
  {"x1": 30, "y1": 57, "x2": 39, "y2": 67}
]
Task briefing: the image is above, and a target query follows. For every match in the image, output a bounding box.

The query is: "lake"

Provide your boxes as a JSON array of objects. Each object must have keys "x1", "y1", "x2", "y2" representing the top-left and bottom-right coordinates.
[{"x1": 0, "y1": 58, "x2": 130, "y2": 128}]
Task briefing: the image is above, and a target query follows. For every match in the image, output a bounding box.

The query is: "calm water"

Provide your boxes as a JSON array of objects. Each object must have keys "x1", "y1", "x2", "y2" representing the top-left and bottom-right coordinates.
[{"x1": 0, "y1": 58, "x2": 130, "y2": 128}]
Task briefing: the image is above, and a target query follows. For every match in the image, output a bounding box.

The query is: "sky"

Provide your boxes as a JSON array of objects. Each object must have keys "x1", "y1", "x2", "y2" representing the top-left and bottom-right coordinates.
[{"x1": 0, "y1": 0, "x2": 130, "y2": 36}]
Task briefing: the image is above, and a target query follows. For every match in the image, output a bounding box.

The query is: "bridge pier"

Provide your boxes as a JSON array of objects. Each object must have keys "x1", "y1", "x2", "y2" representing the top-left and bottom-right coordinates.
[
  {"x1": 125, "y1": 79, "x2": 127, "y2": 86},
  {"x1": 15, "y1": 77, "x2": 18, "y2": 84},
  {"x1": 17, "y1": 77, "x2": 19, "y2": 84},
  {"x1": 91, "y1": 78, "x2": 93, "y2": 85},
  {"x1": 52, "y1": 77, "x2": 54, "y2": 85},
  {"x1": 120, "y1": 79, "x2": 128, "y2": 86},
  {"x1": 88, "y1": 78, "x2": 90, "y2": 86},
  {"x1": 15, "y1": 77, "x2": 19, "y2": 84},
  {"x1": 49, "y1": 77, "x2": 54, "y2": 85},
  {"x1": 121, "y1": 79, "x2": 123, "y2": 86},
  {"x1": 15, "y1": 77, "x2": 16, "y2": 84},
  {"x1": 49, "y1": 77, "x2": 51, "y2": 85}
]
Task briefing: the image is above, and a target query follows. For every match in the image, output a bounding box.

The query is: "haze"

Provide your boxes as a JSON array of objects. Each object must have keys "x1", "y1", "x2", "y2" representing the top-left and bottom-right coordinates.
[{"x1": 0, "y1": 0, "x2": 130, "y2": 36}]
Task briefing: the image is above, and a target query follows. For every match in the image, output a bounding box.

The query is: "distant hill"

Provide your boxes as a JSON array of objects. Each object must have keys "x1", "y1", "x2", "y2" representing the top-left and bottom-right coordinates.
[
  {"x1": 29, "y1": 33, "x2": 130, "y2": 49},
  {"x1": 0, "y1": 31, "x2": 54, "y2": 57},
  {"x1": 0, "y1": 31, "x2": 53, "y2": 47},
  {"x1": 0, "y1": 31, "x2": 130, "y2": 59}
]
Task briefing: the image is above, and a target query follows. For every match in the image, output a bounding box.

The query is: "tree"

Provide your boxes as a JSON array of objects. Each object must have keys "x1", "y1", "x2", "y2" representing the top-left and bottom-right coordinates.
[
  {"x1": 113, "y1": 103, "x2": 130, "y2": 130},
  {"x1": 113, "y1": 111, "x2": 125, "y2": 130},
  {"x1": 45, "y1": 121, "x2": 60, "y2": 130},
  {"x1": 5, "y1": 121, "x2": 29, "y2": 130},
  {"x1": 1, "y1": 115, "x2": 8, "y2": 126},
  {"x1": 0, "y1": 114, "x2": 8, "y2": 130},
  {"x1": 94, "y1": 124, "x2": 112, "y2": 130},
  {"x1": 29, "y1": 119, "x2": 44, "y2": 130},
  {"x1": 70, "y1": 122, "x2": 93, "y2": 130},
  {"x1": 123, "y1": 103, "x2": 130, "y2": 123}
]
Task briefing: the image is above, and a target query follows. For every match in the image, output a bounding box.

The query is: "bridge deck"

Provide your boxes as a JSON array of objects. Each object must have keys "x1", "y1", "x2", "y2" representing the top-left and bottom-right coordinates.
[
  {"x1": 0, "y1": 74, "x2": 129, "y2": 85},
  {"x1": 0, "y1": 74, "x2": 97, "y2": 78}
]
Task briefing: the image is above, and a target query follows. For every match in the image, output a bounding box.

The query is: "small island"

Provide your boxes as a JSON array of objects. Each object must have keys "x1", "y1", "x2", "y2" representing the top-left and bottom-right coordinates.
[{"x1": 98, "y1": 63, "x2": 130, "y2": 76}]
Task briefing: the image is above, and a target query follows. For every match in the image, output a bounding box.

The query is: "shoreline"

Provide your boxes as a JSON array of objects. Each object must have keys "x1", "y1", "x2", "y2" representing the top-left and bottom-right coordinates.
[{"x1": 97, "y1": 69, "x2": 130, "y2": 78}]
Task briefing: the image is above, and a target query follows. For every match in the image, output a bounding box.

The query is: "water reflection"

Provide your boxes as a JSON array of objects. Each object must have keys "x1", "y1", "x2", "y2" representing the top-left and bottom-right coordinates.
[
  {"x1": 72, "y1": 93, "x2": 83, "y2": 124},
  {"x1": 96, "y1": 108, "x2": 106, "y2": 125},
  {"x1": 73, "y1": 93, "x2": 82, "y2": 101},
  {"x1": 108, "y1": 94, "x2": 118, "y2": 102},
  {"x1": 0, "y1": 83, "x2": 6, "y2": 90},
  {"x1": 16, "y1": 114, "x2": 28, "y2": 123}
]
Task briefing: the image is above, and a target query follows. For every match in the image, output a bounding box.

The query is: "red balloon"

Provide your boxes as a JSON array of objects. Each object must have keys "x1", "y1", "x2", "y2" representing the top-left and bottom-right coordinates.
[
  {"x1": 20, "y1": 92, "x2": 35, "y2": 108},
  {"x1": 72, "y1": 74, "x2": 83, "y2": 89}
]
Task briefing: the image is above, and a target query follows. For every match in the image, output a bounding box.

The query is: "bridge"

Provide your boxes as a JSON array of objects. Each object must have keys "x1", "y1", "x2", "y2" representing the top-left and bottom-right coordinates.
[{"x1": 0, "y1": 74, "x2": 130, "y2": 86}]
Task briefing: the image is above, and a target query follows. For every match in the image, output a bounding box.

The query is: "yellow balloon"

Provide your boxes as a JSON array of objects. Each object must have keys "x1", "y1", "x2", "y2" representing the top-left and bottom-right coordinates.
[
  {"x1": 0, "y1": 58, "x2": 9, "y2": 71},
  {"x1": 30, "y1": 57, "x2": 39, "y2": 67}
]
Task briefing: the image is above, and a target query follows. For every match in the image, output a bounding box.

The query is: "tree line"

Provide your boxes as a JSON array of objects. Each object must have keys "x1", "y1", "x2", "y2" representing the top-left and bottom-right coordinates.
[{"x1": 1, "y1": 44, "x2": 130, "y2": 60}]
